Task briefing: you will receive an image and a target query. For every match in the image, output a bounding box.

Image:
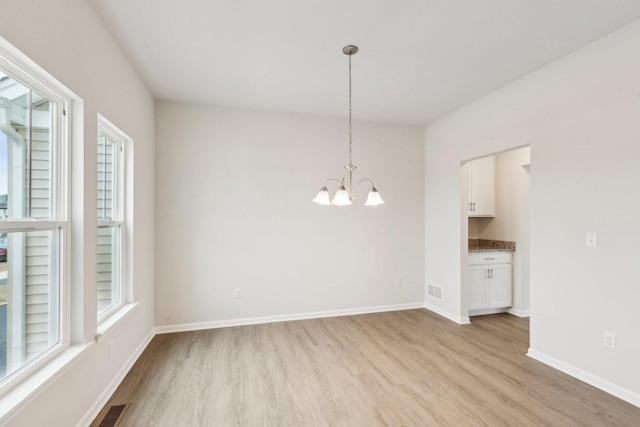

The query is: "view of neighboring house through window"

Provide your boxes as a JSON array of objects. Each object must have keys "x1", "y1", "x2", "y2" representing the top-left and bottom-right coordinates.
[
  {"x1": 0, "y1": 68, "x2": 66, "y2": 384},
  {"x1": 97, "y1": 122, "x2": 125, "y2": 320}
]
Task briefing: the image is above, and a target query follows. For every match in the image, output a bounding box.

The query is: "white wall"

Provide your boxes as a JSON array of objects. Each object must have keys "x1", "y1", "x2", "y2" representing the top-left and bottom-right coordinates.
[
  {"x1": 469, "y1": 147, "x2": 531, "y2": 313},
  {"x1": 1, "y1": 1, "x2": 155, "y2": 426},
  {"x1": 468, "y1": 217, "x2": 481, "y2": 239},
  {"x1": 425, "y1": 20, "x2": 640, "y2": 403},
  {"x1": 155, "y1": 102, "x2": 424, "y2": 327}
]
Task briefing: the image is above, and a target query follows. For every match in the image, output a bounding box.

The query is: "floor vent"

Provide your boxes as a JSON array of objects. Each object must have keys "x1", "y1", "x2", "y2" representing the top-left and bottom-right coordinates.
[
  {"x1": 427, "y1": 284, "x2": 442, "y2": 300},
  {"x1": 98, "y1": 403, "x2": 130, "y2": 427}
]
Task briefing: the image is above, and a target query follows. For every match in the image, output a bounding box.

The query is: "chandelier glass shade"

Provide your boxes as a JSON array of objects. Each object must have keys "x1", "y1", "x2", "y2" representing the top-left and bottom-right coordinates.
[
  {"x1": 312, "y1": 187, "x2": 332, "y2": 205},
  {"x1": 313, "y1": 45, "x2": 384, "y2": 207}
]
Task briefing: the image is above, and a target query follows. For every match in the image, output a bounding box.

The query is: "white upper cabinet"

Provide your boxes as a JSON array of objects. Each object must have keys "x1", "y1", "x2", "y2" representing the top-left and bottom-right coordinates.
[{"x1": 468, "y1": 155, "x2": 495, "y2": 217}]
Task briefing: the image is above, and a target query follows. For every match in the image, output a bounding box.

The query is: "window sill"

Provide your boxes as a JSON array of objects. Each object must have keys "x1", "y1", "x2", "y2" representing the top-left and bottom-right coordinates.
[
  {"x1": 0, "y1": 342, "x2": 91, "y2": 422},
  {"x1": 0, "y1": 303, "x2": 139, "y2": 422},
  {"x1": 95, "y1": 302, "x2": 138, "y2": 342}
]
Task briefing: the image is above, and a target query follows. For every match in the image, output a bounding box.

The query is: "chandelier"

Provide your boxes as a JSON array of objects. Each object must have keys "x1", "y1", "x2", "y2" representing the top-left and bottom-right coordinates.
[{"x1": 312, "y1": 45, "x2": 384, "y2": 207}]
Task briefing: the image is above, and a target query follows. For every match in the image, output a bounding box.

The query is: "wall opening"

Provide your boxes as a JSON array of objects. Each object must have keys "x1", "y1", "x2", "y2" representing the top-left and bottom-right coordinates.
[{"x1": 461, "y1": 146, "x2": 530, "y2": 322}]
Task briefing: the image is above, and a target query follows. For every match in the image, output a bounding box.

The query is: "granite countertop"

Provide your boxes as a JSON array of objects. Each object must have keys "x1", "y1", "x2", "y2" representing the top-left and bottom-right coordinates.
[{"x1": 469, "y1": 239, "x2": 515, "y2": 252}]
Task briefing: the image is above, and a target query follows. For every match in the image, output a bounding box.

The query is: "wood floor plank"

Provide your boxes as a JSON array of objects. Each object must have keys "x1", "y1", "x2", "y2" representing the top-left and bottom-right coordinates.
[{"x1": 92, "y1": 310, "x2": 640, "y2": 426}]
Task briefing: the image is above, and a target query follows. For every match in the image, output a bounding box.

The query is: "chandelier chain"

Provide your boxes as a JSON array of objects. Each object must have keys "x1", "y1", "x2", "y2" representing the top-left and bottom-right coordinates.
[{"x1": 348, "y1": 52, "x2": 352, "y2": 166}]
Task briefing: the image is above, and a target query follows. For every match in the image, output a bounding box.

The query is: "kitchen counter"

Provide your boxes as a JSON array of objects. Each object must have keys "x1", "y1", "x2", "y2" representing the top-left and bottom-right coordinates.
[{"x1": 469, "y1": 239, "x2": 515, "y2": 252}]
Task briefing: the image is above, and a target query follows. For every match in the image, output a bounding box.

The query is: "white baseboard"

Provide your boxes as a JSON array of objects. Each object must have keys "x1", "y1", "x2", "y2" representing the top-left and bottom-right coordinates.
[
  {"x1": 527, "y1": 348, "x2": 640, "y2": 408},
  {"x1": 75, "y1": 328, "x2": 156, "y2": 427},
  {"x1": 155, "y1": 302, "x2": 425, "y2": 334},
  {"x1": 424, "y1": 302, "x2": 471, "y2": 325},
  {"x1": 507, "y1": 308, "x2": 530, "y2": 317}
]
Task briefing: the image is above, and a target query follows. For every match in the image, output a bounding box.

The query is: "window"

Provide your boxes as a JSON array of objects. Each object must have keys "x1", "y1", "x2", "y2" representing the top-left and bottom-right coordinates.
[
  {"x1": 97, "y1": 118, "x2": 126, "y2": 321},
  {"x1": 0, "y1": 62, "x2": 68, "y2": 386}
]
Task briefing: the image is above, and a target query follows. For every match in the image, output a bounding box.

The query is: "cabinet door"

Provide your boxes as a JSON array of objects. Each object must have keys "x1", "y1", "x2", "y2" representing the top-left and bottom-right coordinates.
[
  {"x1": 467, "y1": 161, "x2": 474, "y2": 215},
  {"x1": 488, "y1": 263, "x2": 512, "y2": 308},
  {"x1": 469, "y1": 156, "x2": 495, "y2": 217},
  {"x1": 468, "y1": 265, "x2": 489, "y2": 310}
]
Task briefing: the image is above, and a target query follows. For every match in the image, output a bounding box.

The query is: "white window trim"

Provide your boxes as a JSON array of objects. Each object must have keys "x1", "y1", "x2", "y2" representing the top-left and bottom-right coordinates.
[
  {"x1": 0, "y1": 40, "x2": 72, "y2": 398},
  {"x1": 96, "y1": 114, "x2": 132, "y2": 328}
]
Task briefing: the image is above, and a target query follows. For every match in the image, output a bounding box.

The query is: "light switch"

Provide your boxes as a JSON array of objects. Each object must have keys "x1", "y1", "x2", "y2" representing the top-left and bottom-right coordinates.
[{"x1": 586, "y1": 232, "x2": 598, "y2": 248}]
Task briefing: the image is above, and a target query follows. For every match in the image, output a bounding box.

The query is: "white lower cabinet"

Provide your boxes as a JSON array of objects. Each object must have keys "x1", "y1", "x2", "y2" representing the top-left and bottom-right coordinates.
[{"x1": 468, "y1": 252, "x2": 512, "y2": 315}]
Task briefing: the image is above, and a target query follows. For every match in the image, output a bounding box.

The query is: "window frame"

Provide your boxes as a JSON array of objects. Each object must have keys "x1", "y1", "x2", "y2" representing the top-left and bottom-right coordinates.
[
  {"x1": 96, "y1": 116, "x2": 127, "y2": 324},
  {"x1": 0, "y1": 51, "x2": 71, "y2": 395}
]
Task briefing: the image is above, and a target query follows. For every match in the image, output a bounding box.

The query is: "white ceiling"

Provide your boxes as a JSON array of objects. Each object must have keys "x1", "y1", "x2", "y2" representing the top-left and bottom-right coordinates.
[{"x1": 90, "y1": 0, "x2": 640, "y2": 126}]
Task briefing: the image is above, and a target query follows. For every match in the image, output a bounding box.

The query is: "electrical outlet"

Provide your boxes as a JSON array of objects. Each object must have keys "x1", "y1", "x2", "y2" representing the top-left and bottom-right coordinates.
[
  {"x1": 586, "y1": 232, "x2": 598, "y2": 248},
  {"x1": 603, "y1": 331, "x2": 616, "y2": 349},
  {"x1": 395, "y1": 278, "x2": 402, "y2": 288},
  {"x1": 234, "y1": 287, "x2": 242, "y2": 298}
]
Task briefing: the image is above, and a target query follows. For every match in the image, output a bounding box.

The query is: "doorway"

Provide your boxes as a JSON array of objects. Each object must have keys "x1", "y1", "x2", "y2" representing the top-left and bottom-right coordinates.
[{"x1": 462, "y1": 146, "x2": 530, "y2": 320}]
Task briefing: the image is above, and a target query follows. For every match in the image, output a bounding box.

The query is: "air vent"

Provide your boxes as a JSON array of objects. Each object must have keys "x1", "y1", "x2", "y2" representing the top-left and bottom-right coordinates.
[
  {"x1": 427, "y1": 284, "x2": 442, "y2": 300},
  {"x1": 98, "y1": 403, "x2": 130, "y2": 427}
]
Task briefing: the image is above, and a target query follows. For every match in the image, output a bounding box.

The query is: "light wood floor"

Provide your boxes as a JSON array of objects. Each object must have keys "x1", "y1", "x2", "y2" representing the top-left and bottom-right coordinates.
[{"x1": 92, "y1": 310, "x2": 640, "y2": 426}]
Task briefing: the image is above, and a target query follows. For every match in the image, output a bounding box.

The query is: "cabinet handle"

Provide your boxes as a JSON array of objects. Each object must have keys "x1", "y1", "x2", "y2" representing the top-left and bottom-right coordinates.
[
  {"x1": 486, "y1": 269, "x2": 490, "y2": 279},
  {"x1": 469, "y1": 202, "x2": 473, "y2": 211},
  {"x1": 472, "y1": 202, "x2": 475, "y2": 211},
  {"x1": 490, "y1": 269, "x2": 493, "y2": 278},
  {"x1": 484, "y1": 257, "x2": 495, "y2": 260}
]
